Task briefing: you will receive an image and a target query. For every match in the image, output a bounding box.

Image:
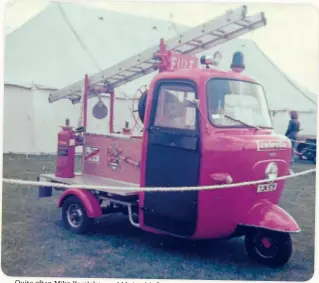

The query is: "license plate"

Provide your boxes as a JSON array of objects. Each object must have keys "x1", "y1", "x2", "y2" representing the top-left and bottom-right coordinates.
[{"x1": 257, "y1": 183, "x2": 277, "y2": 193}]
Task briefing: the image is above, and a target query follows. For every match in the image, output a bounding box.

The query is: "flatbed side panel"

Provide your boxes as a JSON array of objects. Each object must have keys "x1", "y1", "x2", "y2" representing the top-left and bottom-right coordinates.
[{"x1": 83, "y1": 133, "x2": 142, "y2": 184}]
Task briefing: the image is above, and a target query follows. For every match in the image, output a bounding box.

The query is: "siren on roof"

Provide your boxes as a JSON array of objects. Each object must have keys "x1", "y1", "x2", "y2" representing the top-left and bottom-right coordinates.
[
  {"x1": 200, "y1": 55, "x2": 212, "y2": 68},
  {"x1": 200, "y1": 51, "x2": 222, "y2": 68},
  {"x1": 212, "y1": 51, "x2": 222, "y2": 66},
  {"x1": 231, "y1": 51, "x2": 245, "y2": 73}
]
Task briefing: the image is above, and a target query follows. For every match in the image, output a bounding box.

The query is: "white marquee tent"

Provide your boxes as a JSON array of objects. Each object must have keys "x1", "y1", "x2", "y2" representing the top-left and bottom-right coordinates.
[
  {"x1": 205, "y1": 39, "x2": 317, "y2": 136},
  {"x1": 4, "y1": 2, "x2": 317, "y2": 154},
  {"x1": 4, "y1": 2, "x2": 187, "y2": 154}
]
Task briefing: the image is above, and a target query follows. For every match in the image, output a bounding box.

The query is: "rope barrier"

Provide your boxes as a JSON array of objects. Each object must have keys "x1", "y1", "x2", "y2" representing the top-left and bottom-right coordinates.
[{"x1": 2, "y1": 168, "x2": 316, "y2": 193}]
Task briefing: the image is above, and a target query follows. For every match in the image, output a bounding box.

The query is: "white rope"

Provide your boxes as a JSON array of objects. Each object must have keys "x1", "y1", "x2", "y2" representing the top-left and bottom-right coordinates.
[{"x1": 2, "y1": 168, "x2": 316, "y2": 193}]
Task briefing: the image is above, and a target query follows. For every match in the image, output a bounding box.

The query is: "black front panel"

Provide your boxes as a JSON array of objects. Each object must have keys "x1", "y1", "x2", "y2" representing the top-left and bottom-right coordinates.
[{"x1": 143, "y1": 80, "x2": 201, "y2": 237}]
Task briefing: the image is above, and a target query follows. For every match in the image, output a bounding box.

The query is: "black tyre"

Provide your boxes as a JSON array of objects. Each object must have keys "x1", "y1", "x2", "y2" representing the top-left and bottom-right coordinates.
[
  {"x1": 62, "y1": 196, "x2": 93, "y2": 234},
  {"x1": 245, "y1": 229, "x2": 292, "y2": 267}
]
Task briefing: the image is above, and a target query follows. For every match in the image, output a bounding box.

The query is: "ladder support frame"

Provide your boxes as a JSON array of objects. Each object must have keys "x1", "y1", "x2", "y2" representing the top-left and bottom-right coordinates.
[{"x1": 48, "y1": 5, "x2": 266, "y2": 104}]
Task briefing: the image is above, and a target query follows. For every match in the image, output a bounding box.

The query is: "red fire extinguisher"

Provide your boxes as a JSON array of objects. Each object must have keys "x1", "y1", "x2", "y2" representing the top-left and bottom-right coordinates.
[{"x1": 56, "y1": 118, "x2": 76, "y2": 178}]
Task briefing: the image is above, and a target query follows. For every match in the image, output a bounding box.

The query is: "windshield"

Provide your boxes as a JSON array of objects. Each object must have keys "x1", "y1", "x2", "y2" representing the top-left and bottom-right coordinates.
[
  {"x1": 206, "y1": 78, "x2": 273, "y2": 128},
  {"x1": 154, "y1": 84, "x2": 197, "y2": 131}
]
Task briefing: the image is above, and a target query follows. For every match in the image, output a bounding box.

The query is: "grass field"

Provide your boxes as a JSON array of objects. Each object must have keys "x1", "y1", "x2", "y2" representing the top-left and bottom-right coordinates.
[{"x1": 1, "y1": 154, "x2": 316, "y2": 280}]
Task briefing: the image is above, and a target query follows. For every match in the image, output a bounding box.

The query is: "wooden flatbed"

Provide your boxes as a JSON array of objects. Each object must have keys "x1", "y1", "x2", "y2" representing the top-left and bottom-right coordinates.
[{"x1": 39, "y1": 173, "x2": 139, "y2": 196}]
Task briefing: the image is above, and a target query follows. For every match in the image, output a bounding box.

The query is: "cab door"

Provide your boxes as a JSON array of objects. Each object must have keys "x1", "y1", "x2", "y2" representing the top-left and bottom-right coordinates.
[{"x1": 142, "y1": 80, "x2": 201, "y2": 237}]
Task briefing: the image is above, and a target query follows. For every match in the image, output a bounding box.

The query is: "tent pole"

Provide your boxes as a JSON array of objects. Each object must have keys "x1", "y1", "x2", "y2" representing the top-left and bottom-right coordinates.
[
  {"x1": 109, "y1": 91, "x2": 115, "y2": 133},
  {"x1": 83, "y1": 74, "x2": 89, "y2": 130},
  {"x1": 81, "y1": 74, "x2": 89, "y2": 172}
]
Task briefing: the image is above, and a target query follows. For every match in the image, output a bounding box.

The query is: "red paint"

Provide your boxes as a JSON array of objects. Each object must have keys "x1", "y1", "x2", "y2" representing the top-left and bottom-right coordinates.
[
  {"x1": 84, "y1": 148, "x2": 100, "y2": 162},
  {"x1": 122, "y1": 122, "x2": 132, "y2": 135},
  {"x1": 232, "y1": 67, "x2": 244, "y2": 73},
  {"x1": 154, "y1": 39, "x2": 198, "y2": 72},
  {"x1": 55, "y1": 123, "x2": 76, "y2": 178},
  {"x1": 138, "y1": 63, "x2": 297, "y2": 238},
  {"x1": 54, "y1": 39, "x2": 299, "y2": 241},
  {"x1": 58, "y1": 188, "x2": 102, "y2": 218},
  {"x1": 169, "y1": 53, "x2": 198, "y2": 70},
  {"x1": 83, "y1": 133, "x2": 141, "y2": 184},
  {"x1": 240, "y1": 200, "x2": 300, "y2": 232},
  {"x1": 209, "y1": 173, "x2": 232, "y2": 184},
  {"x1": 262, "y1": 237, "x2": 272, "y2": 248}
]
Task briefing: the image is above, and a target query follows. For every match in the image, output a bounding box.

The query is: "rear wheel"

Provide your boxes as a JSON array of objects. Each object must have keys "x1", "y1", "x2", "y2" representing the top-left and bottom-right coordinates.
[
  {"x1": 62, "y1": 196, "x2": 93, "y2": 234},
  {"x1": 245, "y1": 229, "x2": 292, "y2": 267}
]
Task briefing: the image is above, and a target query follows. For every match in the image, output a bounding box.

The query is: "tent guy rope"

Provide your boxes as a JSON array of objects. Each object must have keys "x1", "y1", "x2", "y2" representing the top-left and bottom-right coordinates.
[{"x1": 2, "y1": 168, "x2": 316, "y2": 193}]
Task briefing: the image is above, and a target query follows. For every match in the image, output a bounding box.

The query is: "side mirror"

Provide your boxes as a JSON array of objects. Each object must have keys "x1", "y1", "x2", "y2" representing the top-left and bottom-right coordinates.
[{"x1": 92, "y1": 97, "x2": 108, "y2": 119}]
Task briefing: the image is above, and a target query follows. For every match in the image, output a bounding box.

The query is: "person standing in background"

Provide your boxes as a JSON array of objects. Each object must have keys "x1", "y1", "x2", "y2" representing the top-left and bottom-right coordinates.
[{"x1": 285, "y1": 110, "x2": 301, "y2": 163}]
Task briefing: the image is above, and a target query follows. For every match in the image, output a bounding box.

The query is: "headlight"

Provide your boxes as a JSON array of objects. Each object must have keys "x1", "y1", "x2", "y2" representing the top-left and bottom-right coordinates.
[{"x1": 265, "y1": 162, "x2": 278, "y2": 181}]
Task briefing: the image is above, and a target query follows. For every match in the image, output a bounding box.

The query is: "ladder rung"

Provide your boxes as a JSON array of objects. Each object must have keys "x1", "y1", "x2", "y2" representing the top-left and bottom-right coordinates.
[
  {"x1": 192, "y1": 39, "x2": 203, "y2": 44},
  {"x1": 210, "y1": 32, "x2": 224, "y2": 37},
  {"x1": 235, "y1": 22, "x2": 248, "y2": 28},
  {"x1": 123, "y1": 68, "x2": 138, "y2": 72},
  {"x1": 217, "y1": 29, "x2": 227, "y2": 34},
  {"x1": 183, "y1": 15, "x2": 266, "y2": 55},
  {"x1": 242, "y1": 19, "x2": 251, "y2": 24},
  {"x1": 108, "y1": 76, "x2": 121, "y2": 79},
  {"x1": 186, "y1": 42, "x2": 202, "y2": 47},
  {"x1": 143, "y1": 61, "x2": 156, "y2": 65},
  {"x1": 49, "y1": 6, "x2": 267, "y2": 103},
  {"x1": 129, "y1": 67, "x2": 144, "y2": 71}
]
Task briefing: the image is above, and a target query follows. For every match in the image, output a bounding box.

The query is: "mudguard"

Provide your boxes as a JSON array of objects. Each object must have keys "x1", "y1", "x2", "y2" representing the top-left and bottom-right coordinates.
[
  {"x1": 58, "y1": 189, "x2": 102, "y2": 218},
  {"x1": 240, "y1": 201, "x2": 300, "y2": 233}
]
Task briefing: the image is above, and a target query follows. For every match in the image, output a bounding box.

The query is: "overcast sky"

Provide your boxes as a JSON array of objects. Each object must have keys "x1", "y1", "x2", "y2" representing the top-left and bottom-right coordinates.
[{"x1": 4, "y1": 0, "x2": 319, "y2": 94}]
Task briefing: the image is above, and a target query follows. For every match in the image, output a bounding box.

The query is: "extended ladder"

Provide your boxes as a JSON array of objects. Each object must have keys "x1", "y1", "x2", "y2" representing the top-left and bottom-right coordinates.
[{"x1": 49, "y1": 5, "x2": 266, "y2": 103}]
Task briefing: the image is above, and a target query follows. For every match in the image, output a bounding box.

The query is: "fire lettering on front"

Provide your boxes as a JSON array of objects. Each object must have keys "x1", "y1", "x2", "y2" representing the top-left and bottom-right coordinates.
[{"x1": 170, "y1": 55, "x2": 197, "y2": 70}]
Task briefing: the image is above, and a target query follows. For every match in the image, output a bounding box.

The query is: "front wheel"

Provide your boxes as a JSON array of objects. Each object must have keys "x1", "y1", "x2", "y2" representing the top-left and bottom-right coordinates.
[
  {"x1": 245, "y1": 229, "x2": 292, "y2": 267},
  {"x1": 62, "y1": 196, "x2": 93, "y2": 234}
]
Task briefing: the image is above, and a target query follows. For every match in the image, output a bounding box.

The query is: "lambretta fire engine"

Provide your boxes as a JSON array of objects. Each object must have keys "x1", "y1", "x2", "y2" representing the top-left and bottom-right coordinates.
[{"x1": 38, "y1": 6, "x2": 299, "y2": 267}]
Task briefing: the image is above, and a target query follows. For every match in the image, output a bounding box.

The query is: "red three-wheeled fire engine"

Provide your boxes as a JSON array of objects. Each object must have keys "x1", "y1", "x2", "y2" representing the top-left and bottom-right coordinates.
[{"x1": 38, "y1": 6, "x2": 300, "y2": 267}]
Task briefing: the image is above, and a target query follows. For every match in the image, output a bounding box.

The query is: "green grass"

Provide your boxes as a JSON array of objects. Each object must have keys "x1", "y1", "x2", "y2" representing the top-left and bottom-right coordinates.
[{"x1": 1, "y1": 154, "x2": 316, "y2": 280}]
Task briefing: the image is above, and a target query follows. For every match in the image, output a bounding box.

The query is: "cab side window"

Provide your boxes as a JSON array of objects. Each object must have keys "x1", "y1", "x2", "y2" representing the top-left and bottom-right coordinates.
[{"x1": 154, "y1": 84, "x2": 197, "y2": 131}]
